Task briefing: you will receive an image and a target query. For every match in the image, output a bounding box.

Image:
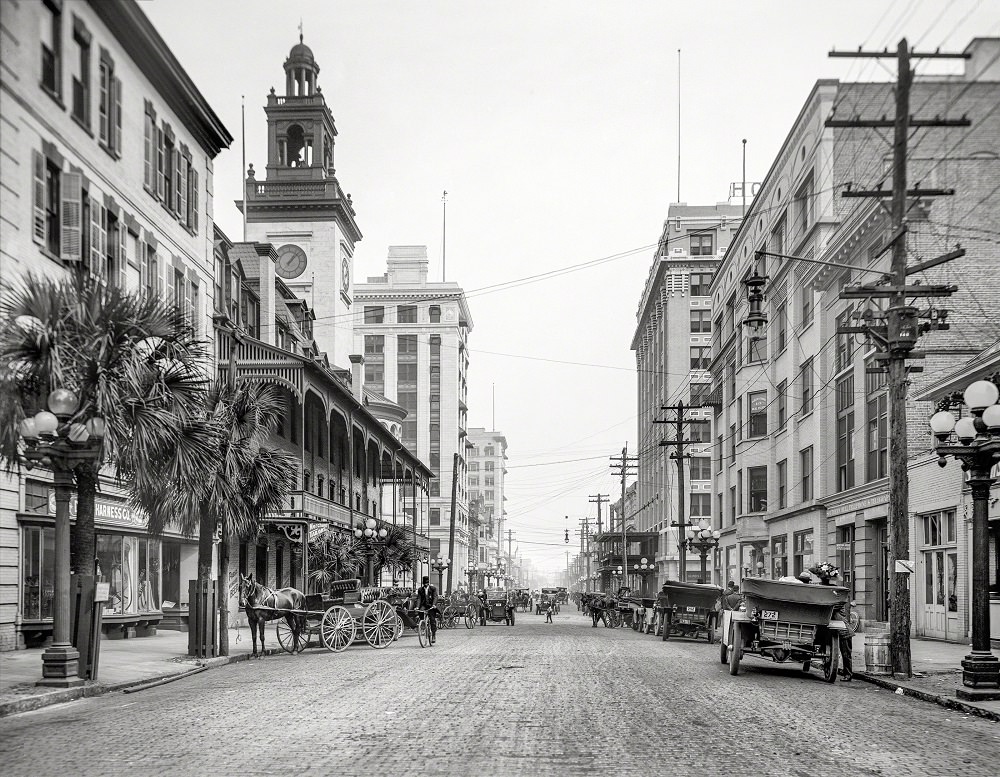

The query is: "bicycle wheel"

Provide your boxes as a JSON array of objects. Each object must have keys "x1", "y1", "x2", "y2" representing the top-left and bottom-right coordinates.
[
  {"x1": 465, "y1": 605, "x2": 475, "y2": 629},
  {"x1": 417, "y1": 617, "x2": 429, "y2": 648}
]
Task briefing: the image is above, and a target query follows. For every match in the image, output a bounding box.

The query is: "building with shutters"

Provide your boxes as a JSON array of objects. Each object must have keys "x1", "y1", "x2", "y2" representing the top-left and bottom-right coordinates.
[{"x1": 0, "y1": 0, "x2": 232, "y2": 649}]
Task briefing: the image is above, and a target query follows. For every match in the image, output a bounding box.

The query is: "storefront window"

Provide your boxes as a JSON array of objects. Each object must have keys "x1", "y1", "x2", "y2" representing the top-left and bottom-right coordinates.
[
  {"x1": 97, "y1": 534, "x2": 161, "y2": 615},
  {"x1": 21, "y1": 526, "x2": 55, "y2": 620}
]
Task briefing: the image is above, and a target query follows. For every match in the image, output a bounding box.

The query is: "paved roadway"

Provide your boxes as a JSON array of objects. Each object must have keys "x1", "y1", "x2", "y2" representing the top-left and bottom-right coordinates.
[{"x1": 2, "y1": 609, "x2": 1000, "y2": 777}]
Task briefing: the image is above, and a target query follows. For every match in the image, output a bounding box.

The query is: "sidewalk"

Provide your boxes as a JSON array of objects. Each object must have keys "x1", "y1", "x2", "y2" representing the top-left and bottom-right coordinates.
[
  {"x1": 853, "y1": 635, "x2": 1000, "y2": 722},
  {"x1": 0, "y1": 623, "x2": 282, "y2": 718}
]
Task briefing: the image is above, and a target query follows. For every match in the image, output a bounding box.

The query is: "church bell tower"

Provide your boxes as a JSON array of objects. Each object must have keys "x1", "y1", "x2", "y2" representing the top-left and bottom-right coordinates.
[{"x1": 239, "y1": 34, "x2": 362, "y2": 369}]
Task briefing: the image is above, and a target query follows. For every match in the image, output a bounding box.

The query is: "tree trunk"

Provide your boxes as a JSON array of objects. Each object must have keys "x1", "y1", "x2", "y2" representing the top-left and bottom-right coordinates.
[
  {"x1": 197, "y1": 499, "x2": 214, "y2": 584},
  {"x1": 72, "y1": 462, "x2": 98, "y2": 575},
  {"x1": 217, "y1": 520, "x2": 230, "y2": 656}
]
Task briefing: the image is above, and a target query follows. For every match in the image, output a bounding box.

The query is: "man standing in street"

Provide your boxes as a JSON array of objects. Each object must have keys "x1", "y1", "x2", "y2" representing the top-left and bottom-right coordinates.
[
  {"x1": 417, "y1": 576, "x2": 438, "y2": 645},
  {"x1": 545, "y1": 603, "x2": 554, "y2": 623}
]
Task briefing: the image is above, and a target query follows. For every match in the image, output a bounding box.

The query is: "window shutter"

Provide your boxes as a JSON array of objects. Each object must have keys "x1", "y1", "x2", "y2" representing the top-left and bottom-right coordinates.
[
  {"x1": 117, "y1": 215, "x2": 127, "y2": 288},
  {"x1": 156, "y1": 127, "x2": 165, "y2": 200},
  {"x1": 112, "y1": 77, "x2": 122, "y2": 153},
  {"x1": 154, "y1": 251, "x2": 164, "y2": 297},
  {"x1": 143, "y1": 114, "x2": 153, "y2": 189},
  {"x1": 138, "y1": 233, "x2": 148, "y2": 293},
  {"x1": 32, "y1": 151, "x2": 46, "y2": 244},
  {"x1": 184, "y1": 269, "x2": 194, "y2": 323},
  {"x1": 172, "y1": 149, "x2": 181, "y2": 214},
  {"x1": 190, "y1": 169, "x2": 199, "y2": 233},
  {"x1": 178, "y1": 159, "x2": 188, "y2": 226},
  {"x1": 60, "y1": 172, "x2": 83, "y2": 262},
  {"x1": 89, "y1": 200, "x2": 106, "y2": 277},
  {"x1": 98, "y1": 63, "x2": 109, "y2": 145}
]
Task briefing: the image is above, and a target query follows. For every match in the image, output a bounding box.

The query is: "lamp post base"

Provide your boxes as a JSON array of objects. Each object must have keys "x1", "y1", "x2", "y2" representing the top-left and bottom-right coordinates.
[
  {"x1": 37, "y1": 644, "x2": 85, "y2": 688},
  {"x1": 960, "y1": 651, "x2": 1000, "y2": 693}
]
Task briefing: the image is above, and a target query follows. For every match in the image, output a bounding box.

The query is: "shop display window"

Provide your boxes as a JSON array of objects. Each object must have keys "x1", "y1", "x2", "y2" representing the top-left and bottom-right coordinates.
[
  {"x1": 96, "y1": 534, "x2": 161, "y2": 615},
  {"x1": 21, "y1": 525, "x2": 55, "y2": 620}
]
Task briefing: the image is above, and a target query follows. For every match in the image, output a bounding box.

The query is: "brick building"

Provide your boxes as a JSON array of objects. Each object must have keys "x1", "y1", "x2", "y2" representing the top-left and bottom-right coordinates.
[{"x1": 708, "y1": 37, "x2": 1000, "y2": 634}]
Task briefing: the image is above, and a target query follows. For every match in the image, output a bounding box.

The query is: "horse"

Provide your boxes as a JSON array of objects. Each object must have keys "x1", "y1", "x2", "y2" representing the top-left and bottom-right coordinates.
[{"x1": 240, "y1": 573, "x2": 307, "y2": 657}]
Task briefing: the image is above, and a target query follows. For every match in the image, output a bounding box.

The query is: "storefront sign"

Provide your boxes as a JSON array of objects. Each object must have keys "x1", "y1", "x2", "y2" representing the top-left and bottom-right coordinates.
[
  {"x1": 47, "y1": 492, "x2": 147, "y2": 528},
  {"x1": 95, "y1": 582, "x2": 110, "y2": 602},
  {"x1": 895, "y1": 559, "x2": 915, "y2": 574}
]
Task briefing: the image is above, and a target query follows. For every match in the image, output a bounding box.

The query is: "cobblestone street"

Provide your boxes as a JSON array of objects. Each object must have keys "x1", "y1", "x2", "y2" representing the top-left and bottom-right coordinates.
[{"x1": 2, "y1": 611, "x2": 999, "y2": 776}]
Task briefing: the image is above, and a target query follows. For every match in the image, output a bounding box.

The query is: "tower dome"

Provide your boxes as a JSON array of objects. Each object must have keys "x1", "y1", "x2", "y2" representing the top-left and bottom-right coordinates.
[{"x1": 283, "y1": 34, "x2": 320, "y2": 97}]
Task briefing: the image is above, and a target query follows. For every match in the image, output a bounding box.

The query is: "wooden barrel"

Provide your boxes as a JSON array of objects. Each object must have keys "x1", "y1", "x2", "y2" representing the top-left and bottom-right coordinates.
[{"x1": 864, "y1": 632, "x2": 892, "y2": 675}]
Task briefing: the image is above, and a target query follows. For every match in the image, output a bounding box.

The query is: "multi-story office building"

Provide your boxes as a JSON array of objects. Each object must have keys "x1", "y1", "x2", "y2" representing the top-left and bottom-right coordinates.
[
  {"x1": 354, "y1": 248, "x2": 473, "y2": 582},
  {"x1": 709, "y1": 38, "x2": 1000, "y2": 634},
  {"x1": 467, "y1": 429, "x2": 508, "y2": 569},
  {"x1": 632, "y1": 203, "x2": 744, "y2": 584},
  {"x1": 0, "y1": 0, "x2": 232, "y2": 650}
]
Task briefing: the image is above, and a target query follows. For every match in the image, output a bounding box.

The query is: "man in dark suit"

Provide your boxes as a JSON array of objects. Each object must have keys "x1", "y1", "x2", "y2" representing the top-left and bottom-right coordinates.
[{"x1": 416, "y1": 576, "x2": 438, "y2": 644}]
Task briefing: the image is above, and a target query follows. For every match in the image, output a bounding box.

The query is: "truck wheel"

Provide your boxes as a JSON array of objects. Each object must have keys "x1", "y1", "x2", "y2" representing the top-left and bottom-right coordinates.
[
  {"x1": 823, "y1": 636, "x2": 840, "y2": 683},
  {"x1": 662, "y1": 611, "x2": 672, "y2": 641}
]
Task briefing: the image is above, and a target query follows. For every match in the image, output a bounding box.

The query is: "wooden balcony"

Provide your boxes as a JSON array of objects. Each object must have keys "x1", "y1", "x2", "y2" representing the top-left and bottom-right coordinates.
[{"x1": 280, "y1": 490, "x2": 352, "y2": 528}]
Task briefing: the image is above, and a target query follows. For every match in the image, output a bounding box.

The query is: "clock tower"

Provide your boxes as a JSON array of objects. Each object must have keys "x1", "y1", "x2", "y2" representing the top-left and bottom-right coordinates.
[{"x1": 238, "y1": 35, "x2": 362, "y2": 368}]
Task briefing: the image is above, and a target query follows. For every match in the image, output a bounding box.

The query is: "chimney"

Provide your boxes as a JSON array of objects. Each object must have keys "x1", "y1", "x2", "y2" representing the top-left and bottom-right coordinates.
[{"x1": 349, "y1": 354, "x2": 364, "y2": 401}]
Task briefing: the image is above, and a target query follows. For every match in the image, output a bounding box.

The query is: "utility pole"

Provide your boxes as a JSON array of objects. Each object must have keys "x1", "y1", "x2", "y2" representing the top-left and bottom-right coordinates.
[
  {"x1": 506, "y1": 529, "x2": 515, "y2": 574},
  {"x1": 446, "y1": 452, "x2": 459, "y2": 595},
  {"x1": 610, "y1": 446, "x2": 638, "y2": 591},
  {"x1": 589, "y1": 493, "x2": 609, "y2": 535},
  {"x1": 657, "y1": 400, "x2": 705, "y2": 582},
  {"x1": 828, "y1": 39, "x2": 969, "y2": 677}
]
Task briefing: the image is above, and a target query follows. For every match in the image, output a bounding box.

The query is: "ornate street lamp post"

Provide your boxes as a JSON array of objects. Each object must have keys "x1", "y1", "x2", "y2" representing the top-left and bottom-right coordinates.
[
  {"x1": 615, "y1": 564, "x2": 624, "y2": 591},
  {"x1": 684, "y1": 520, "x2": 722, "y2": 584},
  {"x1": 930, "y1": 379, "x2": 1000, "y2": 696},
  {"x1": 430, "y1": 555, "x2": 450, "y2": 593},
  {"x1": 18, "y1": 388, "x2": 106, "y2": 687},
  {"x1": 354, "y1": 518, "x2": 388, "y2": 586},
  {"x1": 632, "y1": 557, "x2": 654, "y2": 595}
]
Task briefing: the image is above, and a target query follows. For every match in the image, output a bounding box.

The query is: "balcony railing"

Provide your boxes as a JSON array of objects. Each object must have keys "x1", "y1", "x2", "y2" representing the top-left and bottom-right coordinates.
[{"x1": 281, "y1": 490, "x2": 351, "y2": 528}]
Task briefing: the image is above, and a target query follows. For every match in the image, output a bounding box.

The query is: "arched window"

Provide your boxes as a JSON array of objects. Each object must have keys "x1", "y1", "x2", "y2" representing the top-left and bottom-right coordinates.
[
  {"x1": 303, "y1": 471, "x2": 311, "y2": 492},
  {"x1": 317, "y1": 474, "x2": 324, "y2": 497},
  {"x1": 286, "y1": 124, "x2": 305, "y2": 167}
]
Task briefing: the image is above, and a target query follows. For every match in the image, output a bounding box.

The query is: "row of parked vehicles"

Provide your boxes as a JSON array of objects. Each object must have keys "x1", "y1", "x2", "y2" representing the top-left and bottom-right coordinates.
[{"x1": 580, "y1": 578, "x2": 851, "y2": 682}]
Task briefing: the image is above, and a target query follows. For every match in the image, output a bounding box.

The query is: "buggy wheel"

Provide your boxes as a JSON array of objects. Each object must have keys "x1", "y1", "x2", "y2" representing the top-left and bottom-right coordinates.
[
  {"x1": 362, "y1": 600, "x2": 397, "y2": 649},
  {"x1": 393, "y1": 614, "x2": 403, "y2": 642},
  {"x1": 602, "y1": 611, "x2": 614, "y2": 628},
  {"x1": 276, "y1": 618, "x2": 300, "y2": 654},
  {"x1": 823, "y1": 635, "x2": 840, "y2": 683},
  {"x1": 417, "y1": 618, "x2": 429, "y2": 648},
  {"x1": 728, "y1": 623, "x2": 742, "y2": 675},
  {"x1": 662, "y1": 612, "x2": 672, "y2": 641},
  {"x1": 320, "y1": 606, "x2": 356, "y2": 653}
]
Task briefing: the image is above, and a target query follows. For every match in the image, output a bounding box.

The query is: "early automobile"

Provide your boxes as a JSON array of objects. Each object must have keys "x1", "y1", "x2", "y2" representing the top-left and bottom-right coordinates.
[
  {"x1": 480, "y1": 588, "x2": 515, "y2": 626},
  {"x1": 720, "y1": 578, "x2": 848, "y2": 682},
  {"x1": 660, "y1": 580, "x2": 723, "y2": 642},
  {"x1": 537, "y1": 587, "x2": 560, "y2": 615}
]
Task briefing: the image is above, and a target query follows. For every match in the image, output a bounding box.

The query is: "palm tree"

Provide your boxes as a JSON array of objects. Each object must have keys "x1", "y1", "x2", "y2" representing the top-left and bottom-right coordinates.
[
  {"x1": 371, "y1": 523, "x2": 417, "y2": 584},
  {"x1": 0, "y1": 274, "x2": 213, "y2": 575},
  {"x1": 308, "y1": 530, "x2": 364, "y2": 591},
  {"x1": 139, "y1": 379, "x2": 298, "y2": 655}
]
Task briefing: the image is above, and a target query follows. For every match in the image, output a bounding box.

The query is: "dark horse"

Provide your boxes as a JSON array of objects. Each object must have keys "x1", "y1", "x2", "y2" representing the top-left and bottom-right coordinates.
[{"x1": 240, "y1": 573, "x2": 306, "y2": 657}]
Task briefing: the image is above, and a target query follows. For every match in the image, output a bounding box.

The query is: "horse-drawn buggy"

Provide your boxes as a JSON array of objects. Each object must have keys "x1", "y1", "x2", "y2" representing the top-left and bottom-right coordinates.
[
  {"x1": 659, "y1": 580, "x2": 722, "y2": 642},
  {"x1": 439, "y1": 591, "x2": 478, "y2": 630},
  {"x1": 479, "y1": 588, "x2": 515, "y2": 626},
  {"x1": 514, "y1": 588, "x2": 532, "y2": 612},
  {"x1": 720, "y1": 578, "x2": 848, "y2": 682},
  {"x1": 582, "y1": 591, "x2": 618, "y2": 627},
  {"x1": 240, "y1": 574, "x2": 429, "y2": 654},
  {"x1": 556, "y1": 587, "x2": 569, "y2": 605}
]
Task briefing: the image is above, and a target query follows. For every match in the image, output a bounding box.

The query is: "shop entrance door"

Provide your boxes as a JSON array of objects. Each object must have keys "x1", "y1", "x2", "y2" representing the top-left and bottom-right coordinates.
[
  {"x1": 921, "y1": 549, "x2": 959, "y2": 640},
  {"x1": 873, "y1": 522, "x2": 889, "y2": 622}
]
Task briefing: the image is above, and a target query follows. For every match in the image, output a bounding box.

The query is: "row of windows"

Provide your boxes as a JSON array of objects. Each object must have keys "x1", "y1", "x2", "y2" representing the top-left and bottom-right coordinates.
[
  {"x1": 364, "y1": 305, "x2": 441, "y2": 324},
  {"x1": 143, "y1": 102, "x2": 199, "y2": 234}
]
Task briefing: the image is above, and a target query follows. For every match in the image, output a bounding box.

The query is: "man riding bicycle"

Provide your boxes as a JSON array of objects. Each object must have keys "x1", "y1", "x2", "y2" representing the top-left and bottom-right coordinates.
[{"x1": 416, "y1": 576, "x2": 439, "y2": 645}]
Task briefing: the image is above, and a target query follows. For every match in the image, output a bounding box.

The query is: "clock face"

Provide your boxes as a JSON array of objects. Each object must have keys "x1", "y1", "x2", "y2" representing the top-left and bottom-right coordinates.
[
  {"x1": 342, "y1": 258, "x2": 351, "y2": 293},
  {"x1": 275, "y1": 244, "x2": 308, "y2": 279}
]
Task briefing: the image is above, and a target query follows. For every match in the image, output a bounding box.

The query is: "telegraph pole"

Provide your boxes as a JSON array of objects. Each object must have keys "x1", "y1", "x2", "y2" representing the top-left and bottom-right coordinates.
[
  {"x1": 589, "y1": 493, "x2": 610, "y2": 535},
  {"x1": 657, "y1": 400, "x2": 705, "y2": 582},
  {"x1": 506, "y1": 529, "x2": 515, "y2": 572},
  {"x1": 828, "y1": 39, "x2": 969, "y2": 677},
  {"x1": 610, "y1": 446, "x2": 638, "y2": 591},
  {"x1": 577, "y1": 517, "x2": 592, "y2": 585}
]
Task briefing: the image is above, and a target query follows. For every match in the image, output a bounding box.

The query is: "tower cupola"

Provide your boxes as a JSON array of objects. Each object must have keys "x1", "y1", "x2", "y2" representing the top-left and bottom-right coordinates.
[{"x1": 284, "y1": 34, "x2": 320, "y2": 97}]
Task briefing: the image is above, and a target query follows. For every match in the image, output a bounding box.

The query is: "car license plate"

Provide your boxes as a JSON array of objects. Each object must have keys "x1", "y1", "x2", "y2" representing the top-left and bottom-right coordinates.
[
  {"x1": 761, "y1": 610, "x2": 779, "y2": 620},
  {"x1": 782, "y1": 640, "x2": 792, "y2": 650},
  {"x1": 679, "y1": 618, "x2": 692, "y2": 624},
  {"x1": 685, "y1": 606, "x2": 696, "y2": 613}
]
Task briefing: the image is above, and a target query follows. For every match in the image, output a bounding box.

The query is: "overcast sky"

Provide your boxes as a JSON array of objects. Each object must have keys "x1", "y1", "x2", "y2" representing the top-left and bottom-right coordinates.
[{"x1": 143, "y1": 0, "x2": 997, "y2": 581}]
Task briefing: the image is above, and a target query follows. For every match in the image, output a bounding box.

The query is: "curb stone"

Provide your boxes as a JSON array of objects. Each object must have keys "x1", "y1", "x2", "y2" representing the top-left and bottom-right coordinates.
[
  {"x1": 855, "y1": 671, "x2": 1000, "y2": 723},
  {"x1": 0, "y1": 647, "x2": 279, "y2": 719}
]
